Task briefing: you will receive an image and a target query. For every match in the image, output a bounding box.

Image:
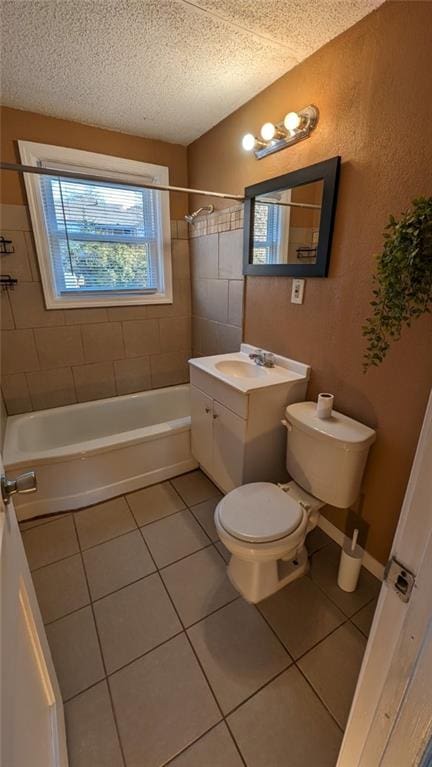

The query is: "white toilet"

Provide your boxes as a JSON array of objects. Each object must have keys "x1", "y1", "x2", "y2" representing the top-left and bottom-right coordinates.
[{"x1": 214, "y1": 401, "x2": 376, "y2": 603}]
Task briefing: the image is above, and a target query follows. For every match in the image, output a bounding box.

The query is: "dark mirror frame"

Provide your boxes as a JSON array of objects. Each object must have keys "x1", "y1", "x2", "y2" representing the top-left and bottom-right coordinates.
[{"x1": 243, "y1": 155, "x2": 341, "y2": 277}]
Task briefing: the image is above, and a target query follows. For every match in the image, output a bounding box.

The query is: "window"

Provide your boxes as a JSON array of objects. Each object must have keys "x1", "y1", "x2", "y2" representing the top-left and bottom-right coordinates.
[{"x1": 19, "y1": 142, "x2": 172, "y2": 308}]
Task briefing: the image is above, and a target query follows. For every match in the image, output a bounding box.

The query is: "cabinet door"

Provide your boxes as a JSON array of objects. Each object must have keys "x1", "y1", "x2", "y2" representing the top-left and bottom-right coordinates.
[
  {"x1": 212, "y1": 400, "x2": 246, "y2": 493},
  {"x1": 191, "y1": 386, "x2": 213, "y2": 473}
]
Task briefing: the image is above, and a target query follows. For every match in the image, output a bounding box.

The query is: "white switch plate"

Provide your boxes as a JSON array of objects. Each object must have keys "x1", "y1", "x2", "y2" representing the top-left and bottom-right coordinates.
[{"x1": 291, "y1": 279, "x2": 305, "y2": 304}]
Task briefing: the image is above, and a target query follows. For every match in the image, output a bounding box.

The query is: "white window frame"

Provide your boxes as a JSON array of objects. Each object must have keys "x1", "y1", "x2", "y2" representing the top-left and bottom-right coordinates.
[{"x1": 19, "y1": 141, "x2": 173, "y2": 308}]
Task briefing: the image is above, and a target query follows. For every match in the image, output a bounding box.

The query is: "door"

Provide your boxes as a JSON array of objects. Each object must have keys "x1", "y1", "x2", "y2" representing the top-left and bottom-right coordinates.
[
  {"x1": 0, "y1": 454, "x2": 68, "y2": 767},
  {"x1": 212, "y1": 400, "x2": 246, "y2": 493},
  {"x1": 191, "y1": 385, "x2": 213, "y2": 474}
]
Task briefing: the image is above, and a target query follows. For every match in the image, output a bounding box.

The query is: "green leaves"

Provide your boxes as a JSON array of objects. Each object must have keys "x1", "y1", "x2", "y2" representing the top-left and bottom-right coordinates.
[{"x1": 362, "y1": 197, "x2": 432, "y2": 372}]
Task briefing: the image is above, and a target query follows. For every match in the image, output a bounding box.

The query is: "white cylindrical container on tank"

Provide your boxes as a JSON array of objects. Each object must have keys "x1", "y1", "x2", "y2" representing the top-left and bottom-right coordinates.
[
  {"x1": 316, "y1": 393, "x2": 334, "y2": 419},
  {"x1": 337, "y1": 529, "x2": 363, "y2": 592}
]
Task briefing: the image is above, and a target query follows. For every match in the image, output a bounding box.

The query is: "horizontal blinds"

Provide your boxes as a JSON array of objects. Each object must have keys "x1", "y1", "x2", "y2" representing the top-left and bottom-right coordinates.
[
  {"x1": 253, "y1": 201, "x2": 281, "y2": 264},
  {"x1": 39, "y1": 173, "x2": 161, "y2": 294}
]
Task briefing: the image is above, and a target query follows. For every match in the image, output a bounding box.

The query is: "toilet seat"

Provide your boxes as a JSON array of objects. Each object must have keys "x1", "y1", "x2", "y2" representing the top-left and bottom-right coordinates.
[{"x1": 217, "y1": 482, "x2": 303, "y2": 544}]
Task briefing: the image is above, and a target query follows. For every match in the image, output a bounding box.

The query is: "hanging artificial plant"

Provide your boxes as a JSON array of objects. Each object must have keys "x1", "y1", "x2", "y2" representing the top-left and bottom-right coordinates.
[{"x1": 362, "y1": 196, "x2": 432, "y2": 371}]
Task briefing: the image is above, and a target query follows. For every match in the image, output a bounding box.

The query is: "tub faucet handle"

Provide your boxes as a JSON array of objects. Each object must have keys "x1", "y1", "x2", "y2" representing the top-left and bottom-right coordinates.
[{"x1": 1, "y1": 471, "x2": 37, "y2": 505}]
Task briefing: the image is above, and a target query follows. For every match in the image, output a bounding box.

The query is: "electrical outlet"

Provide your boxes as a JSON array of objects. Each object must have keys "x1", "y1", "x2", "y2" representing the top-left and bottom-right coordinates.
[{"x1": 291, "y1": 279, "x2": 305, "y2": 304}]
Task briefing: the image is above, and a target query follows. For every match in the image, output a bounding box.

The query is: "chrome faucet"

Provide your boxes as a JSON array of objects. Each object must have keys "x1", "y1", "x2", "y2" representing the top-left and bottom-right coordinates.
[{"x1": 249, "y1": 349, "x2": 275, "y2": 367}]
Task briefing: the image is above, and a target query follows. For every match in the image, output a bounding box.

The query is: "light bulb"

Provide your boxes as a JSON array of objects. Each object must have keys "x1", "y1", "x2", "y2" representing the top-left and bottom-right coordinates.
[
  {"x1": 260, "y1": 122, "x2": 276, "y2": 141},
  {"x1": 242, "y1": 133, "x2": 256, "y2": 151},
  {"x1": 283, "y1": 111, "x2": 301, "y2": 131}
]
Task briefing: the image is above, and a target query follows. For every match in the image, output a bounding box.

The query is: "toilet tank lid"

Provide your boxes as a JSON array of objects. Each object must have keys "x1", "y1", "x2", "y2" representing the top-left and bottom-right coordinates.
[{"x1": 285, "y1": 402, "x2": 376, "y2": 450}]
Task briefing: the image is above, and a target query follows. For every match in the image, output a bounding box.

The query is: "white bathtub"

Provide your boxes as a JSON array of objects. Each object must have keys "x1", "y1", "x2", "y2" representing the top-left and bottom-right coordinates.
[{"x1": 4, "y1": 384, "x2": 198, "y2": 520}]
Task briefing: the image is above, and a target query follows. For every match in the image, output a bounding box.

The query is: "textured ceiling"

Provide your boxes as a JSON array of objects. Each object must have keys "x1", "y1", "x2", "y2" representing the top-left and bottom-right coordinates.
[{"x1": 1, "y1": 0, "x2": 383, "y2": 144}]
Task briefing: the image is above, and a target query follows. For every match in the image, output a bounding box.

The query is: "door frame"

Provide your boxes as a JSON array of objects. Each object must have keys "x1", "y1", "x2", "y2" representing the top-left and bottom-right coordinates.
[{"x1": 338, "y1": 389, "x2": 432, "y2": 766}]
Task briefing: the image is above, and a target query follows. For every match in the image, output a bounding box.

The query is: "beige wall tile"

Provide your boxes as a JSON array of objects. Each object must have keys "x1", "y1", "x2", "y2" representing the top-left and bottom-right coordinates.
[
  {"x1": 228, "y1": 280, "x2": 244, "y2": 327},
  {"x1": 0, "y1": 204, "x2": 30, "y2": 230},
  {"x1": 170, "y1": 220, "x2": 178, "y2": 239},
  {"x1": 64, "y1": 308, "x2": 108, "y2": 325},
  {"x1": 0, "y1": 230, "x2": 32, "y2": 281},
  {"x1": 1, "y1": 329, "x2": 39, "y2": 373},
  {"x1": 114, "y1": 356, "x2": 151, "y2": 395},
  {"x1": 172, "y1": 239, "x2": 190, "y2": 280},
  {"x1": 73, "y1": 362, "x2": 116, "y2": 402},
  {"x1": 191, "y1": 278, "x2": 208, "y2": 318},
  {"x1": 123, "y1": 319, "x2": 160, "y2": 357},
  {"x1": 206, "y1": 279, "x2": 228, "y2": 323},
  {"x1": 35, "y1": 326, "x2": 83, "y2": 369},
  {"x1": 176, "y1": 220, "x2": 189, "y2": 240},
  {"x1": 81, "y1": 322, "x2": 124, "y2": 363},
  {"x1": 147, "y1": 279, "x2": 191, "y2": 319},
  {"x1": 218, "y1": 323, "x2": 242, "y2": 353},
  {"x1": 23, "y1": 231, "x2": 41, "y2": 281},
  {"x1": 198, "y1": 319, "x2": 221, "y2": 356},
  {"x1": 1, "y1": 373, "x2": 32, "y2": 414},
  {"x1": 9, "y1": 282, "x2": 64, "y2": 328},
  {"x1": 107, "y1": 306, "x2": 148, "y2": 321},
  {"x1": 190, "y1": 234, "x2": 218, "y2": 280},
  {"x1": 27, "y1": 367, "x2": 77, "y2": 410},
  {"x1": 0, "y1": 292, "x2": 14, "y2": 330},
  {"x1": 159, "y1": 317, "x2": 191, "y2": 353},
  {"x1": 218, "y1": 230, "x2": 243, "y2": 279},
  {"x1": 150, "y1": 352, "x2": 189, "y2": 388}
]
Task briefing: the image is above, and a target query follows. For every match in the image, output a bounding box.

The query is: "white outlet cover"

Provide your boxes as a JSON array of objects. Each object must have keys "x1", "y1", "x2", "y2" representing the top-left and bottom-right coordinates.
[{"x1": 291, "y1": 279, "x2": 305, "y2": 304}]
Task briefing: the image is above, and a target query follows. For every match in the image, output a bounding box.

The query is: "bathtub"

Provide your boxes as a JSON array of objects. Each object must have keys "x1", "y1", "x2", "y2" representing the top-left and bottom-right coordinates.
[{"x1": 4, "y1": 384, "x2": 198, "y2": 520}]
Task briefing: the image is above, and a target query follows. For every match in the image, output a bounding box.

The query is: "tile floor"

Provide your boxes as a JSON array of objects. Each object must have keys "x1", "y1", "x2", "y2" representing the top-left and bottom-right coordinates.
[{"x1": 21, "y1": 470, "x2": 380, "y2": 767}]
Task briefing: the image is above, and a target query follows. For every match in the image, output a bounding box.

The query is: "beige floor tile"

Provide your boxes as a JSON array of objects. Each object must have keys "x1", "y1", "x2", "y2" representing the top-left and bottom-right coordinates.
[
  {"x1": 305, "y1": 526, "x2": 333, "y2": 555},
  {"x1": 259, "y1": 576, "x2": 345, "y2": 659},
  {"x1": 46, "y1": 606, "x2": 105, "y2": 700},
  {"x1": 65, "y1": 681, "x2": 123, "y2": 767},
  {"x1": 351, "y1": 598, "x2": 377, "y2": 637},
  {"x1": 171, "y1": 470, "x2": 220, "y2": 506},
  {"x1": 83, "y1": 530, "x2": 155, "y2": 600},
  {"x1": 23, "y1": 516, "x2": 79, "y2": 570},
  {"x1": 161, "y1": 547, "x2": 238, "y2": 626},
  {"x1": 126, "y1": 481, "x2": 185, "y2": 526},
  {"x1": 228, "y1": 666, "x2": 342, "y2": 767},
  {"x1": 32, "y1": 554, "x2": 90, "y2": 624},
  {"x1": 20, "y1": 512, "x2": 70, "y2": 531},
  {"x1": 214, "y1": 540, "x2": 230, "y2": 562},
  {"x1": 190, "y1": 497, "x2": 222, "y2": 542},
  {"x1": 310, "y1": 542, "x2": 381, "y2": 616},
  {"x1": 75, "y1": 497, "x2": 136, "y2": 550},
  {"x1": 169, "y1": 723, "x2": 243, "y2": 767},
  {"x1": 141, "y1": 510, "x2": 210, "y2": 567},
  {"x1": 188, "y1": 600, "x2": 291, "y2": 714},
  {"x1": 94, "y1": 574, "x2": 182, "y2": 673},
  {"x1": 298, "y1": 622, "x2": 366, "y2": 728},
  {"x1": 109, "y1": 634, "x2": 221, "y2": 767}
]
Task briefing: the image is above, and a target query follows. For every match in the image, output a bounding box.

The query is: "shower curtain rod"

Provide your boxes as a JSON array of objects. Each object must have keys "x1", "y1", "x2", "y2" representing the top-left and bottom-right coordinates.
[
  {"x1": 0, "y1": 162, "x2": 245, "y2": 201},
  {"x1": 0, "y1": 162, "x2": 322, "y2": 210}
]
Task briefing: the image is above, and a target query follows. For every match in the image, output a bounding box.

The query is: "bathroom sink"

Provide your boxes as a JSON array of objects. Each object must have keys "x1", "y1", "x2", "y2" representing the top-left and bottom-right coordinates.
[
  {"x1": 189, "y1": 345, "x2": 311, "y2": 394},
  {"x1": 215, "y1": 360, "x2": 267, "y2": 379}
]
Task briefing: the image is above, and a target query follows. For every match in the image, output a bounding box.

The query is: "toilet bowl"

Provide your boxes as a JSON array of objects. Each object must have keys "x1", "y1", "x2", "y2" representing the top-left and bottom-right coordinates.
[
  {"x1": 214, "y1": 401, "x2": 376, "y2": 603},
  {"x1": 215, "y1": 481, "x2": 322, "y2": 603}
]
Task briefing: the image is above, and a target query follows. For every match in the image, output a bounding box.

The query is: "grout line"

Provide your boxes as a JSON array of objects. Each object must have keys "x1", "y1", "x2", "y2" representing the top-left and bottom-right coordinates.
[
  {"x1": 70, "y1": 513, "x2": 128, "y2": 767},
  {"x1": 294, "y1": 662, "x2": 345, "y2": 734}
]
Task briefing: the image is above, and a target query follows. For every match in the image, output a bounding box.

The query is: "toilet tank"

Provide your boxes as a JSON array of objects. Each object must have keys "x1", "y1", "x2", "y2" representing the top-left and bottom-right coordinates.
[{"x1": 285, "y1": 402, "x2": 376, "y2": 509}]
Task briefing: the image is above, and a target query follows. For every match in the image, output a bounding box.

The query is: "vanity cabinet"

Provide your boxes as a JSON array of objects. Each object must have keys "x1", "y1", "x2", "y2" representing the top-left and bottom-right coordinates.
[{"x1": 189, "y1": 355, "x2": 309, "y2": 494}]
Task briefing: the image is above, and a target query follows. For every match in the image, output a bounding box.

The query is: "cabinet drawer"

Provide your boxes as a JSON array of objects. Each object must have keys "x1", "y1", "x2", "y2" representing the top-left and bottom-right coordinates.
[{"x1": 189, "y1": 366, "x2": 248, "y2": 419}]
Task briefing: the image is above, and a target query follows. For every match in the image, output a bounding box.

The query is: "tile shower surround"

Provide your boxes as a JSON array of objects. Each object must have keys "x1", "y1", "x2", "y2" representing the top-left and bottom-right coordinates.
[
  {"x1": 0, "y1": 204, "x2": 192, "y2": 414},
  {"x1": 22, "y1": 469, "x2": 380, "y2": 767}
]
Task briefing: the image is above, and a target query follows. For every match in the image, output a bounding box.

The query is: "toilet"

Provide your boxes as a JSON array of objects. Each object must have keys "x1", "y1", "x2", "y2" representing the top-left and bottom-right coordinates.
[{"x1": 214, "y1": 401, "x2": 376, "y2": 603}]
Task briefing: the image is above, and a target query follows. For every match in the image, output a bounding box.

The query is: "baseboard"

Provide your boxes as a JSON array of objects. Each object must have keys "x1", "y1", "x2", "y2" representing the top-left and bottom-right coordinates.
[{"x1": 318, "y1": 516, "x2": 385, "y2": 581}]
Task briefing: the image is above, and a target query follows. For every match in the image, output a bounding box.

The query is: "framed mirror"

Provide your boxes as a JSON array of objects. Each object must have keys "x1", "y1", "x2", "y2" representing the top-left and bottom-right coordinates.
[{"x1": 243, "y1": 156, "x2": 340, "y2": 277}]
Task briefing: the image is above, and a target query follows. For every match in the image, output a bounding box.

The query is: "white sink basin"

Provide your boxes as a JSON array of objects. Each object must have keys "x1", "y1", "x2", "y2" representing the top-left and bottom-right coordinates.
[
  {"x1": 215, "y1": 360, "x2": 267, "y2": 379},
  {"x1": 189, "y1": 345, "x2": 311, "y2": 394}
]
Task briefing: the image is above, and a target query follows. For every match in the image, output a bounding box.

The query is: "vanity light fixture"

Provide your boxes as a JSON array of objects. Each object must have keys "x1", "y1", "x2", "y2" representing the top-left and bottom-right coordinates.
[{"x1": 241, "y1": 105, "x2": 319, "y2": 159}]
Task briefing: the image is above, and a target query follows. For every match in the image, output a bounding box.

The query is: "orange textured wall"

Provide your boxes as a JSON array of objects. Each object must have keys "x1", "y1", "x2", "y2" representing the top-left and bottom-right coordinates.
[
  {"x1": 0, "y1": 107, "x2": 188, "y2": 217},
  {"x1": 188, "y1": 1, "x2": 432, "y2": 563}
]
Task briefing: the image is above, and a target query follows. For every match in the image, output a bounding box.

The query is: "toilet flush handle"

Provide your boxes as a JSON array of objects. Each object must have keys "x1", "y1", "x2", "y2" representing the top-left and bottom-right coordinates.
[{"x1": 281, "y1": 419, "x2": 292, "y2": 431}]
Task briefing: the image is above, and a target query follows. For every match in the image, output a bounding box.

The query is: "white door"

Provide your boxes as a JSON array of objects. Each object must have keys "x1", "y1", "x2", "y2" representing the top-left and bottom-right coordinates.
[
  {"x1": 191, "y1": 386, "x2": 214, "y2": 474},
  {"x1": 212, "y1": 400, "x2": 246, "y2": 492},
  {"x1": 0, "y1": 455, "x2": 68, "y2": 767}
]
